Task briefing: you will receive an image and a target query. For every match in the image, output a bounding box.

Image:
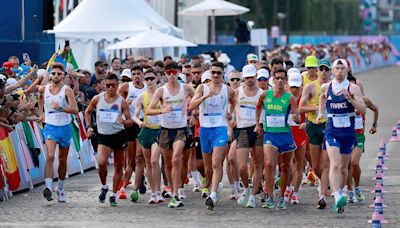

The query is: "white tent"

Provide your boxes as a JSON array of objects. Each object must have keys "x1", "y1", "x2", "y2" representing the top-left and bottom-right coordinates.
[{"x1": 51, "y1": 0, "x2": 183, "y2": 70}]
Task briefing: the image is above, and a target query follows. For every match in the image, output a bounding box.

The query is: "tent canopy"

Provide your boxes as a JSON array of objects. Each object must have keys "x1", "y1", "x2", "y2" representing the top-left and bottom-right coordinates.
[
  {"x1": 178, "y1": 0, "x2": 249, "y2": 16},
  {"x1": 107, "y1": 30, "x2": 197, "y2": 50},
  {"x1": 52, "y1": 0, "x2": 182, "y2": 42}
]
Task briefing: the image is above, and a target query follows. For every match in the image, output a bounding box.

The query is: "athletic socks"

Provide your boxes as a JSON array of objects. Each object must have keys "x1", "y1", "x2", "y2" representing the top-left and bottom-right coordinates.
[
  {"x1": 45, "y1": 178, "x2": 53, "y2": 190},
  {"x1": 102, "y1": 184, "x2": 108, "y2": 190},
  {"x1": 333, "y1": 191, "x2": 341, "y2": 202},
  {"x1": 57, "y1": 180, "x2": 64, "y2": 190},
  {"x1": 191, "y1": 171, "x2": 202, "y2": 186}
]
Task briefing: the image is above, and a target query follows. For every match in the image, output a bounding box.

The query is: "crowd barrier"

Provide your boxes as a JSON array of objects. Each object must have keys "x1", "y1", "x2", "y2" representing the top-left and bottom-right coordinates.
[
  {"x1": 0, "y1": 112, "x2": 97, "y2": 199},
  {"x1": 347, "y1": 52, "x2": 397, "y2": 74}
]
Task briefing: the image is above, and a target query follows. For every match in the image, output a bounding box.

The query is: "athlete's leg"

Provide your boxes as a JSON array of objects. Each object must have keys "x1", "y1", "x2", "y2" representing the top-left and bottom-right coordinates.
[
  {"x1": 134, "y1": 140, "x2": 145, "y2": 190},
  {"x1": 150, "y1": 143, "x2": 162, "y2": 193},
  {"x1": 309, "y1": 144, "x2": 322, "y2": 178},
  {"x1": 251, "y1": 146, "x2": 263, "y2": 196},
  {"x1": 263, "y1": 145, "x2": 278, "y2": 198},
  {"x1": 210, "y1": 145, "x2": 227, "y2": 193},
  {"x1": 97, "y1": 145, "x2": 112, "y2": 186},
  {"x1": 279, "y1": 152, "x2": 293, "y2": 197},
  {"x1": 293, "y1": 144, "x2": 306, "y2": 193},
  {"x1": 44, "y1": 139, "x2": 58, "y2": 182},
  {"x1": 171, "y1": 140, "x2": 185, "y2": 196},
  {"x1": 122, "y1": 141, "x2": 135, "y2": 188},
  {"x1": 112, "y1": 149, "x2": 124, "y2": 194},
  {"x1": 142, "y1": 147, "x2": 154, "y2": 192},
  {"x1": 350, "y1": 147, "x2": 362, "y2": 188},
  {"x1": 237, "y1": 147, "x2": 250, "y2": 188}
]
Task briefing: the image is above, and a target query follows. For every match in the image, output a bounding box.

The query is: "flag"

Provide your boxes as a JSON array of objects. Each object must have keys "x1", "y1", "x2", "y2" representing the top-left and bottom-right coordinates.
[
  {"x1": 0, "y1": 128, "x2": 21, "y2": 191},
  {"x1": 71, "y1": 117, "x2": 81, "y2": 152},
  {"x1": 46, "y1": 49, "x2": 66, "y2": 71},
  {"x1": 64, "y1": 49, "x2": 79, "y2": 70}
]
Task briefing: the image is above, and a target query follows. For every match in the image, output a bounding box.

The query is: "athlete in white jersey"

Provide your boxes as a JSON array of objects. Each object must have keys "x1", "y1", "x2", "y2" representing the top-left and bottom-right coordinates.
[
  {"x1": 234, "y1": 65, "x2": 264, "y2": 208},
  {"x1": 118, "y1": 65, "x2": 147, "y2": 200},
  {"x1": 189, "y1": 61, "x2": 236, "y2": 210},
  {"x1": 38, "y1": 63, "x2": 78, "y2": 202},
  {"x1": 147, "y1": 62, "x2": 194, "y2": 208},
  {"x1": 85, "y1": 74, "x2": 133, "y2": 206}
]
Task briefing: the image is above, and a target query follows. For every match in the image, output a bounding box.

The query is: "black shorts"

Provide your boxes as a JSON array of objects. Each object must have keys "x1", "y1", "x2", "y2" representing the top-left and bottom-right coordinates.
[
  {"x1": 98, "y1": 131, "x2": 127, "y2": 151},
  {"x1": 194, "y1": 137, "x2": 203, "y2": 160},
  {"x1": 184, "y1": 127, "x2": 194, "y2": 150},
  {"x1": 158, "y1": 127, "x2": 188, "y2": 150},
  {"x1": 125, "y1": 122, "x2": 141, "y2": 142}
]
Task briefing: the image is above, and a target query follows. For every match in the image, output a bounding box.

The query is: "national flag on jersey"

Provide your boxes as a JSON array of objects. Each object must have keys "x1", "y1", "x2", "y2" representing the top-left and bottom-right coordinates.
[{"x1": 0, "y1": 128, "x2": 21, "y2": 191}]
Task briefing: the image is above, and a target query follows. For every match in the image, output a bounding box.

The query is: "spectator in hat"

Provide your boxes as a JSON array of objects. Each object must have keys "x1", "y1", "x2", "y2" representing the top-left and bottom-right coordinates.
[{"x1": 218, "y1": 53, "x2": 235, "y2": 82}]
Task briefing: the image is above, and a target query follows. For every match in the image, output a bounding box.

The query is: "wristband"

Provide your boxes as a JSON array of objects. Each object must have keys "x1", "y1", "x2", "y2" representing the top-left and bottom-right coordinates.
[{"x1": 58, "y1": 107, "x2": 63, "y2": 112}]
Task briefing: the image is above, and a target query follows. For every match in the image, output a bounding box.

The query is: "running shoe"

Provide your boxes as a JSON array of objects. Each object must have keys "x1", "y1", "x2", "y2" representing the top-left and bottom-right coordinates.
[
  {"x1": 262, "y1": 197, "x2": 274, "y2": 209},
  {"x1": 347, "y1": 191, "x2": 356, "y2": 203},
  {"x1": 276, "y1": 197, "x2": 287, "y2": 210},
  {"x1": 138, "y1": 175, "x2": 147, "y2": 194},
  {"x1": 259, "y1": 191, "x2": 268, "y2": 203},
  {"x1": 307, "y1": 170, "x2": 316, "y2": 186},
  {"x1": 118, "y1": 189, "x2": 127, "y2": 199},
  {"x1": 245, "y1": 195, "x2": 256, "y2": 208},
  {"x1": 192, "y1": 184, "x2": 201, "y2": 192},
  {"x1": 168, "y1": 196, "x2": 184, "y2": 208},
  {"x1": 274, "y1": 177, "x2": 281, "y2": 189},
  {"x1": 290, "y1": 194, "x2": 299, "y2": 204},
  {"x1": 55, "y1": 188, "x2": 66, "y2": 203},
  {"x1": 301, "y1": 172, "x2": 309, "y2": 186},
  {"x1": 109, "y1": 195, "x2": 117, "y2": 206},
  {"x1": 178, "y1": 188, "x2": 186, "y2": 200},
  {"x1": 201, "y1": 188, "x2": 209, "y2": 198},
  {"x1": 156, "y1": 193, "x2": 165, "y2": 203},
  {"x1": 201, "y1": 177, "x2": 207, "y2": 186},
  {"x1": 283, "y1": 187, "x2": 293, "y2": 203},
  {"x1": 99, "y1": 187, "x2": 108, "y2": 203},
  {"x1": 148, "y1": 193, "x2": 157, "y2": 204},
  {"x1": 237, "y1": 189, "x2": 249, "y2": 206},
  {"x1": 130, "y1": 190, "x2": 139, "y2": 202},
  {"x1": 229, "y1": 189, "x2": 239, "y2": 200},
  {"x1": 317, "y1": 196, "x2": 327, "y2": 209},
  {"x1": 117, "y1": 179, "x2": 124, "y2": 191},
  {"x1": 205, "y1": 196, "x2": 215, "y2": 210},
  {"x1": 43, "y1": 187, "x2": 53, "y2": 201},
  {"x1": 334, "y1": 195, "x2": 346, "y2": 213},
  {"x1": 162, "y1": 186, "x2": 172, "y2": 198},
  {"x1": 355, "y1": 188, "x2": 365, "y2": 202}
]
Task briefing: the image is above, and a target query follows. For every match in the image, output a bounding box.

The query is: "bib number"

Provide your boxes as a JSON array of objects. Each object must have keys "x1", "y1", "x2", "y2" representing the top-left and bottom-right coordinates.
[
  {"x1": 266, "y1": 115, "x2": 286, "y2": 128},
  {"x1": 147, "y1": 115, "x2": 161, "y2": 125},
  {"x1": 49, "y1": 112, "x2": 67, "y2": 121},
  {"x1": 99, "y1": 110, "x2": 118, "y2": 123},
  {"x1": 163, "y1": 109, "x2": 182, "y2": 122},
  {"x1": 332, "y1": 116, "x2": 351, "y2": 128},
  {"x1": 239, "y1": 105, "x2": 256, "y2": 120},
  {"x1": 355, "y1": 116, "x2": 363, "y2": 130},
  {"x1": 204, "y1": 113, "x2": 222, "y2": 125}
]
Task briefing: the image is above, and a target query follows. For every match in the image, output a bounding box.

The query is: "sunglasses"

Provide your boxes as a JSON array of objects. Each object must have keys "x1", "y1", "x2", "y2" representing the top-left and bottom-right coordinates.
[
  {"x1": 307, "y1": 67, "x2": 317, "y2": 70},
  {"x1": 211, "y1": 71, "x2": 222, "y2": 76},
  {"x1": 105, "y1": 83, "x2": 117, "y2": 88},
  {"x1": 230, "y1": 78, "x2": 241, "y2": 82},
  {"x1": 192, "y1": 71, "x2": 201, "y2": 75},
  {"x1": 51, "y1": 71, "x2": 63, "y2": 76},
  {"x1": 273, "y1": 77, "x2": 286, "y2": 81},
  {"x1": 164, "y1": 69, "x2": 178, "y2": 75},
  {"x1": 144, "y1": 77, "x2": 155, "y2": 81},
  {"x1": 319, "y1": 66, "x2": 330, "y2": 72},
  {"x1": 257, "y1": 77, "x2": 268, "y2": 82}
]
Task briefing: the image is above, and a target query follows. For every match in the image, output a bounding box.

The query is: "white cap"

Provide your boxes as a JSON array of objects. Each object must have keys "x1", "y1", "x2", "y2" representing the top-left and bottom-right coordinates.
[
  {"x1": 217, "y1": 53, "x2": 231, "y2": 65},
  {"x1": 332, "y1": 59, "x2": 348, "y2": 69},
  {"x1": 6, "y1": 78, "x2": 18, "y2": 86},
  {"x1": 256, "y1": 69, "x2": 269, "y2": 79},
  {"x1": 242, "y1": 64, "x2": 257, "y2": 78},
  {"x1": 178, "y1": 73, "x2": 187, "y2": 83},
  {"x1": 121, "y1": 68, "x2": 132, "y2": 78},
  {"x1": 247, "y1": 53, "x2": 258, "y2": 61},
  {"x1": 287, "y1": 68, "x2": 300, "y2": 75},
  {"x1": 288, "y1": 71, "x2": 302, "y2": 87},
  {"x1": 201, "y1": 70, "x2": 211, "y2": 83},
  {"x1": 37, "y1": 69, "x2": 47, "y2": 78}
]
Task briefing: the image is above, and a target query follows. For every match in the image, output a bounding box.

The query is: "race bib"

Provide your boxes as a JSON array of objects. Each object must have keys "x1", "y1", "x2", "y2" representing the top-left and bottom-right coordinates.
[
  {"x1": 355, "y1": 115, "x2": 363, "y2": 130},
  {"x1": 239, "y1": 105, "x2": 256, "y2": 120},
  {"x1": 287, "y1": 113, "x2": 299, "y2": 126},
  {"x1": 266, "y1": 114, "x2": 286, "y2": 127},
  {"x1": 49, "y1": 111, "x2": 68, "y2": 121},
  {"x1": 203, "y1": 113, "x2": 223, "y2": 125},
  {"x1": 332, "y1": 115, "x2": 351, "y2": 128},
  {"x1": 99, "y1": 109, "x2": 119, "y2": 123},
  {"x1": 147, "y1": 115, "x2": 161, "y2": 125},
  {"x1": 163, "y1": 109, "x2": 182, "y2": 122}
]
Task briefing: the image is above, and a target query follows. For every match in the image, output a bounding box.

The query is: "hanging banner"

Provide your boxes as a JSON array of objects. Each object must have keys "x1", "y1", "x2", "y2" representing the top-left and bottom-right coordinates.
[{"x1": 0, "y1": 128, "x2": 21, "y2": 191}]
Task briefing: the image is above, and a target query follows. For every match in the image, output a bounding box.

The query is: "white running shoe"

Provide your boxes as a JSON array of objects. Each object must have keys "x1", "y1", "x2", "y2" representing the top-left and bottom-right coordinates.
[
  {"x1": 192, "y1": 184, "x2": 201, "y2": 192},
  {"x1": 245, "y1": 195, "x2": 256, "y2": 208},
  {"x1": 237, "y1": 189, "x2": 250, "y2": 206},
  {"x1": 178, "y1": 188, "x2": 186, "y2": 200},
  {"x1": 156, "y1": 192, "x2": 165, "y2": 203},
  {"x1": 55, "y1": 188, "x2": 66, "y2": 203},
  {"x1": 148, "y1": 193, "x2": 157, "y2": 204}
]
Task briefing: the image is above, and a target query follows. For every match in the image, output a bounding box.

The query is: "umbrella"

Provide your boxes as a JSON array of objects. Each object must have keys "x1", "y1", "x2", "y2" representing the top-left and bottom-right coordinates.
[
  {"x1": 179, "y1": 0, "x2": 249, "y2": 44},
  {"x1": 107, "y1": 30, "x2": 197, "y2": 50}
]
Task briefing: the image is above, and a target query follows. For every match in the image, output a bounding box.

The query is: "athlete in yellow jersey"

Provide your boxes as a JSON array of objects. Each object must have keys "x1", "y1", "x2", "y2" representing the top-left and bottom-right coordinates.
[
  {"x1": 302, "y1": 55, "x2": 319, "y2": 86},
  {"x1": 299, "y1": 58, "x2": 331, "y2": 209}
]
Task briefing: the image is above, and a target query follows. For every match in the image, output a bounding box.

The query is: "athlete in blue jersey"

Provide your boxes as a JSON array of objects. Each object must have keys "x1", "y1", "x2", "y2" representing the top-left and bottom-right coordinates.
[{"x1": 317, "y1": 59, "x2": 365, "y2": 213}]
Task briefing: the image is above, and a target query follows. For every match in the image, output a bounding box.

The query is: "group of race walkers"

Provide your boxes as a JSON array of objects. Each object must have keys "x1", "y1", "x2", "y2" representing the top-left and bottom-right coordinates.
[{"x1": 40, "y1": 53, "x2": 379, "y2": 213}]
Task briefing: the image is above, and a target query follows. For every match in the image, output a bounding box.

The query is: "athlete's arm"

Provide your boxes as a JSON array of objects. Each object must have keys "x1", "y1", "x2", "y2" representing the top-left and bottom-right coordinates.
[
  {"x1": 298, "y1": 84, "x2": 318, "y2": 114},
  {"x1": 188, "y1": 84, "x2": 207, "y2": 111},
  {"x1": 120, "y1": 98, "x2": 133, "y2": 127},
  {"x1": 133, "y1": 94, "x2": 145, "y2": 127},
  {"x1": 254, "y1": 91, "x2": 266, "y2": 133},
  {"x1": 146, "y1": 87, "x2": 164, "y2": 116},
  {"x1": 227, "y1": 86, "x2": 236, "y2": 115},
  {"x1": 289, "y1": 95, "x2": 300, "y2": 124},
  {"x1": 356, "y1": 80, "x2": 365, "y2": 97},
  {"x1": 84, "y1": 95, "x2": 99, "y2": 132},
  {"x1": 348, "y1": 84, "x2": 366, "y2": 115},
  {"x1": 5, "y1": 65, "x2": 36, "y2": 94},
  {"x1": 364, "y1": 97, "x2": 379, "y2": 134},
  {"x1": 117, "y1": 82, "x2": 128, "y2": 99},
  {"x1": 62, "y1": 87, "x2": 79, "y2": 114},
  {"x1": 316, "y1": 83, "x2": 328, "y2": 124},
  {"x1": 185, "y1": 84, "x2": 195, "y2": 98},
  {"x1": 38, "y1": 85, "x2": 45, "y2": 123}
]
